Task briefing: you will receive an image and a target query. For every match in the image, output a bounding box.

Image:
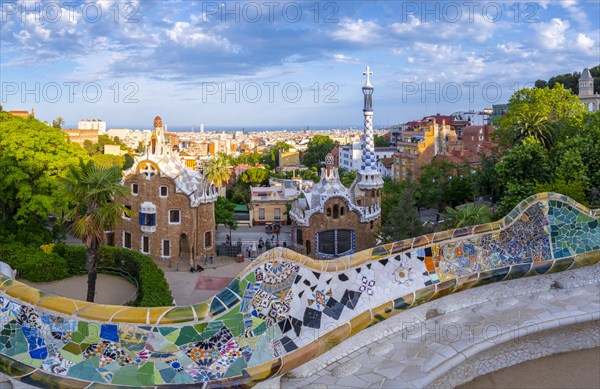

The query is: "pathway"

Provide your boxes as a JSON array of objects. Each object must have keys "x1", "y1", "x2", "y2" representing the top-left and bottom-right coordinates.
[{"x1": 20, "y1": 274, "x2": 137, "y2": 305}]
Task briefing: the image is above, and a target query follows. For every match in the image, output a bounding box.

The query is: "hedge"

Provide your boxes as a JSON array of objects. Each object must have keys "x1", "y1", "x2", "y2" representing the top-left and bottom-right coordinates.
[
  {"x1": 53, "y1": 244, "x2": 173, "y2": 307},
  {"x1": 1, "y1": 243, "x2": 173, "y2": 307},
  {"x1": 0, "y1": 243, "x2": 69, "y2": 282}
]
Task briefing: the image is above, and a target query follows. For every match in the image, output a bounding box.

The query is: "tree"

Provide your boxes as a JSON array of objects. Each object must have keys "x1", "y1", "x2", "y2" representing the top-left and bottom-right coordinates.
[
  {"x1": 374, "y1": 135, "x2": 389, "y2": 147},
  {"x1": 240, "y1": 167, "x2": 270, "y2": 186},
  {"x1": 378, "y1": 185, "x2": 426, "y2": 243},
  {"x1": 495, "y1": 140, "x2": 553, "y2": 215},
  {"x1": 214, "y1": 196, "x2": 236, "y2": 227},
  {"x1": 92, "y1": 154, "x2": 125, "y2": 169},
  {"x1": 302, "y1": 135, "x2": 337, "y2": 169},
  {"x1": 509, "y1": 110, "x2": 554, "y2": 149},
  {"x1": 0, "y1": 112, "x2": 88, "y2": 227},
  {"x1": 267, "y1": 141, "x2": 291, "y2": 167},
  {"x1": 338, "y1": 168, "x2": 357, "y2": 187},
  {"x1": 61, "y1": 160, "x2": 133, "y2": 302},
  {"x1": 494, "y1": 84, "x2": 586, "y2": 148},
  {"x1": 442, "y1": 203, "x2": 492, "y2": 229},
  {"x1": 204, "y1": 156, "x2": 231, "y2": 187},
  {"x1": 473, "y1": 153, "x2": 502, "y2": 202},
  {"x1": 52, "y1": 117, "x2": 65, "y2": 129}
]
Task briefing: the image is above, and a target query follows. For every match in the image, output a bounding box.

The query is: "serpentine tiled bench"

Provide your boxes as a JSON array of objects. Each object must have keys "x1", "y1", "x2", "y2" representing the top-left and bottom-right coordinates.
[{"x1": 0, "y1": 193, "x2": 598, "y2": 387}]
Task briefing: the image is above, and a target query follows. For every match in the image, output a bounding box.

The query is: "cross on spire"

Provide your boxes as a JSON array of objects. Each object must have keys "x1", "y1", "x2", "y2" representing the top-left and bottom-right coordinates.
[
  {"x1": 363, "y1": 66, "x2": 373, "y2": 87},
  {"x1": 140, "y1": 162, "x2": 157, "y2": 180}
]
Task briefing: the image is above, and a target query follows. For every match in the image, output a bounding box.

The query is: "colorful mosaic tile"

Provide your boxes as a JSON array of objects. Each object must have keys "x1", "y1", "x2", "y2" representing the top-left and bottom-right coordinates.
[{"x1": 0, "y1": 193, "x2": 598, "y2": 387}]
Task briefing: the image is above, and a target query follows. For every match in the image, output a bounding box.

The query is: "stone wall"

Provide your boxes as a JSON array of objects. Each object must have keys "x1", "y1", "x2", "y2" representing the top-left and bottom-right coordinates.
[{"x1": 0, "y1": 193, "x2": 597, "y2": 387}]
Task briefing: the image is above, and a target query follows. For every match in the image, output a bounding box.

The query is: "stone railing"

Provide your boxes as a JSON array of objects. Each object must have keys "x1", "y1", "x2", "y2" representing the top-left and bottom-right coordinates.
[{"x1": 0, "y1": 193, "x2": 598, "y2": 387}]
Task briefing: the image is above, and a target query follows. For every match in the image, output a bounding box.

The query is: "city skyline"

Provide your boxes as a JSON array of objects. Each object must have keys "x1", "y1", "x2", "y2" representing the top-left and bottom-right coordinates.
[{"x1": 1, "y1": 1, "x2": 599, "y2": 126}]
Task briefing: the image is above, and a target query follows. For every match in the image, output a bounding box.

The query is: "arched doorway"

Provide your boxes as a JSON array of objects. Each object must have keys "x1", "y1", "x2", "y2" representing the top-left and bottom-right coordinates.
[{"x1": 179, "y1": 234, "x2": 191, "y2": 267}]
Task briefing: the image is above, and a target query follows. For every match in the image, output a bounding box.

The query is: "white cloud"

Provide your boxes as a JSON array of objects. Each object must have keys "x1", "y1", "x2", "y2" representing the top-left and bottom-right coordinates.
[
  {"x1": 165, "y1": 22, "x2": 238, "y2": 52},
  {"x1": 333, "y1": 54, "x2": 359, "y2": 63},
  {"x1": 576, "y1": 32, "x2": 595, "y2": 52},
  {"x1": 536, "y1": 18, "x2": 570, "y2": 50},
  {"x1": 329, "y1": 18, "x2": 382, "y2": 43}
]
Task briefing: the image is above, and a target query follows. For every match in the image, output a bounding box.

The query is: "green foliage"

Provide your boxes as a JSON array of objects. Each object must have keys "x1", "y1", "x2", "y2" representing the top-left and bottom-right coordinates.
[
  {"x1": 61, "y1": 159, "x2": 133, "y2": 301},
  {"x1": 378, "y1": 185, "x2": 426, "y2": 243},
  {"x1": 203, "y1": 156, "x2": 231, "y2": 187},
  {"x1": 0, "y1": 243, "x2": 69, "y2": 282},
  {"x1": 535, "y1": 179, "x2": 587, "y2": 205},
  {"x1": 52, "y1": 117, "x2": 64, "y2": 129},
  {"x1": 302, "y1": 135, "x2": 337, "y2": 169},
  {"x1": 215, "y1": 196, "x2": 236, "y2": 226},
  {"x1": 374, "y1": 135, "x2": 389, "y2": 147},
  {"x1": 92, "y1": 153, "x2": 125, "y2": 169},
  {"x1": 240, "y1": 167, "x2": 270, "y2": 186},
  {"x1": 494, "y1": 84, "x2": 586, "y2": 148},
  {"x1": 298, "y1": 168, "x2": 320, "y2": 183},
  {"x1": 535, "y1": 65, "x2": 600, "y2": 95},
  {"x1": 473, "y1": 154, "x2": 502, "y2": 202},
  {"x1": 0, "y1": 112, "x2": 88, "y2": 226},
  {"x1": 98, "y1": 246, "x2": 173, "y2": 307},
  {"x1": 230, "y1": 183, "x2": 250, "y2": 204},
  {"x1": 338, "y1": 168, "x2": 357, "y2": 187},
  {"x1": 496, "y1": 140, "x2": 553, "y2": 186},
  {"x1": 442, "y1": 203, "x2": 493, "y2": 229},
  {"x1": 84, "y1": 134, "x2": 128, "y2": 156}
]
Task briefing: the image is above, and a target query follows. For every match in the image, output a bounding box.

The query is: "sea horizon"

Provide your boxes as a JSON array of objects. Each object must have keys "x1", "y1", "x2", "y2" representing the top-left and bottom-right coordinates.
[{"x1": 65, "y1": 124, "x2": 379, "y2": 133}]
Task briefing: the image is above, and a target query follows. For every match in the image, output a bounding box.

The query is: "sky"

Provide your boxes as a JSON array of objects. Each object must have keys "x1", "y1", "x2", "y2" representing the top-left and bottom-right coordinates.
[{"x1": 1, "y1": 0, "x2": 599, "y2": 129}]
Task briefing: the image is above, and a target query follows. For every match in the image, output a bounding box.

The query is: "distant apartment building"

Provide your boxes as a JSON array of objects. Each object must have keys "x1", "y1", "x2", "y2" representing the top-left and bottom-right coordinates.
[
  {"x1": 490, "y1": 104, "x2": 509, "y2": 125},
  {"x1": 104, "y1": 144, "x2": 128, "y2": 156},
  {"x1": 392, "y1": 118, "x2": 458, "y2": 181},
  {"x1": 278, "y1": 149, "x2": 306, "y2": 172},
  {"x1": 462, "y1": 125, "x2": 496, "y2": 155},
  {"x1": 62, "y1": 129, "x2": 99, "y2": 146},
  {"x1": 8, "y1": 108, "x2": 34, "y2": 119},
  {"x1": 78, "y1": 119, "x2": 106, "y2": 134},
  {"x1": 249, "y1": 185, "x2": 298, "y2": 226},
  {"x1": 338, "y1": 142, "x2": 395, "y2": 173}
]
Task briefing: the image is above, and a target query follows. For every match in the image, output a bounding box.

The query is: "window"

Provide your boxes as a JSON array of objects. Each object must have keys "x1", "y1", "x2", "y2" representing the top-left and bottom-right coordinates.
[
  {"x1": 123, "y1": 205, "x2": 132, "y2": 220},
  {"x1": 205, "y1": 231, "x2": 212, "y2": 247},
  {"x1": 160, "y1": 186, "x2": 168, "y2": 197},
  {"x1": 333, "y1": 204, "x2": 339, "y2": 219},
  {"x1": 162, "y1": 240, "x2": 171, "y2": 257},
  {"x1": 106, "y1": 232, "x2": 115, "y2": 246},
  {"x1": 142, "y1": 236, "x2": 150, "y2": 253},
  {"x1": 274, "y1": 208, "x2": 281, "y2": 220},
  {"x1": 340, "y1": 206, "x2": 345, "y2": 216},
  {"x1": 326, "y1": 207, "x2": 332, "y2": 217},
  {"x1": 123, "y1": 232, "x2": 132, "y2": 249},
  {"x1": 169, "y1": 209, "x2": 181, "y2": 224},
  {"x1": 316, "y1": 229, "x2": 354, "y2": 257},
  {"x1": 139, "y1": 213, "x2": 156, "y2": 226},
  {"x1": 131, "y1": 182, "x2": 138, "y2": 195},
  {"x1": 259, "y1": 208, "x2": 265, "y2": 220},
  {"x1": 479, "y1": 136, "x2": 484, "y2": 141},
  {"x1": 296, "y1": 228, "x2": 303, "y2": 245}
]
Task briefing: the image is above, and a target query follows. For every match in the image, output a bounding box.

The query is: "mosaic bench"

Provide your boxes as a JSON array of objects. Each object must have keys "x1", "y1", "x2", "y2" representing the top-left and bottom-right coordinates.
[{"x1": 0, "y1": 193, "x2": 598, "y2": 388}]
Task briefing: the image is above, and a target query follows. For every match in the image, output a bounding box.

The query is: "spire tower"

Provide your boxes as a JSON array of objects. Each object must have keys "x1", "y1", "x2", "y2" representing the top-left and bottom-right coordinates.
[{"x1": 358, "y1": 66, "x2": 383, "y2": 189}]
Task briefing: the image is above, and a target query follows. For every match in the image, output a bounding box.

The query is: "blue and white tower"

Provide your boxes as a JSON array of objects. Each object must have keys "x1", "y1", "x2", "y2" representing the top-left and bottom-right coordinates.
[{"x1": 358, "y1": 66, "x2": 384, "y2": 190}]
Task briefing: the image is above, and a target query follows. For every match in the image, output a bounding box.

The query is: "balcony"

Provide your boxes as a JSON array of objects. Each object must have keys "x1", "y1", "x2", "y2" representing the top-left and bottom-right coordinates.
[{"x1": 141, "y1": 225, "x2": 156, "y2": 233}]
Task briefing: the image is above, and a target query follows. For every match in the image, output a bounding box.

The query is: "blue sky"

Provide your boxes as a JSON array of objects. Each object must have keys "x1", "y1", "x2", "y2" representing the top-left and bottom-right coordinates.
[{"x1": 1, "y1": 0, "x2": 599, "y2": 128}]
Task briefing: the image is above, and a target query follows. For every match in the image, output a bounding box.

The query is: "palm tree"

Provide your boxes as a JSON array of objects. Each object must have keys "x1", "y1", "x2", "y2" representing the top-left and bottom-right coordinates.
[
  {"x1": 442, "y1": 203, "x2": 493, "y2": 229},
  {"x1": 510, "y1": 111, "x2": 554, "y2": 149},
  {"x1": 52, "y1": 117, "x2": 65, "y2": 129},
  {"x1": 203, "y1": 156, "x2": 231, "y2": 187},
  {"x1": 61, "y1": 159, "x2": 133, "y2": 302}
]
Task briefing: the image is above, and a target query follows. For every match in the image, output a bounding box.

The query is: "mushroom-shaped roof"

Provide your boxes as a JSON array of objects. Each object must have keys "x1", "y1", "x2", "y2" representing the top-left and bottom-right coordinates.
[{"x1": 154, "y1": 116, "x2": 163, "y2": 128}]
